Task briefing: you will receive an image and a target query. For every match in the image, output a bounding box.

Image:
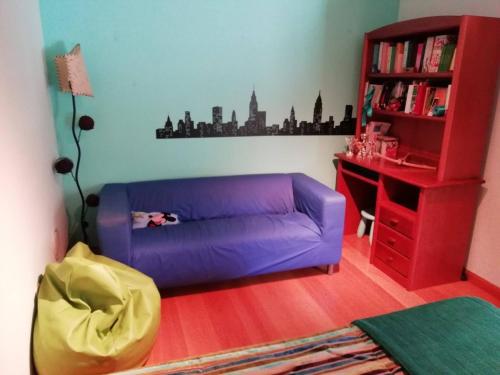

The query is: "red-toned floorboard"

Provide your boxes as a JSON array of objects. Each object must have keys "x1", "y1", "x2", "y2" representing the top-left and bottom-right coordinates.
[{"x1": 146, "y1": 235, "x2": 500, "y2": 365}]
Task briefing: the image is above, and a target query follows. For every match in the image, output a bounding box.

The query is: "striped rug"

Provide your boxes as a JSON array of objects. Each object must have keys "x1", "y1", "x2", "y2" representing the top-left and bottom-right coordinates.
[{"x1": 114, "y1": 325, "x2": 405, "y2": 375}]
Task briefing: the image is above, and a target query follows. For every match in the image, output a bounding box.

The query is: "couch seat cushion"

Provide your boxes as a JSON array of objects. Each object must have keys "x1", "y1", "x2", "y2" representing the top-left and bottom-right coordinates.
[{"x1": 131, "y1": 212, "x2": 322, "y2": 288}]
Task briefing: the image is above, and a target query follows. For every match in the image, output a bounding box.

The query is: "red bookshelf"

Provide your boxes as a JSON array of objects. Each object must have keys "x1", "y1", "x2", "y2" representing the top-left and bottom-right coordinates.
[{"x1": 336, "y1": 16, "x2": 500, "y2": 290}]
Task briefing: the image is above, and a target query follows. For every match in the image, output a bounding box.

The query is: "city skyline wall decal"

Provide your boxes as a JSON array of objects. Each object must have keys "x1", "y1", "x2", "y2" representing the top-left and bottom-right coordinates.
[{"x1": 156, "y1": 90, "x2": 356, "y2": 139}]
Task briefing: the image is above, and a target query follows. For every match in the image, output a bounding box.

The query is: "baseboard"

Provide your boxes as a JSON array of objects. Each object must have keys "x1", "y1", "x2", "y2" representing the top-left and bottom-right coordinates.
[{"x1": 465, "y1": 270, "x2": 500, "y2": 300}]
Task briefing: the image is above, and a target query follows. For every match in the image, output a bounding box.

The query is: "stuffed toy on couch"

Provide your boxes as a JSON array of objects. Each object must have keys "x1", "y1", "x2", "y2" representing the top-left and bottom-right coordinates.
[{"x1": 131, "y1": 211, "x2": 179, "y2": 229}]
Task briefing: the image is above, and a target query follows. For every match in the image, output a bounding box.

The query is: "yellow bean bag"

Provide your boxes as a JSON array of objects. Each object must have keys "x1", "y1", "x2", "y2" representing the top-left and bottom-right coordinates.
[{"x1": 34, "y1": 242, "x2": 161, "y2": 375}]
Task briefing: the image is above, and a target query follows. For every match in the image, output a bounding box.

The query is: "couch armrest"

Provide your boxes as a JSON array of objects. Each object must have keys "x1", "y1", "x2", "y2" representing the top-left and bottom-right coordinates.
[
  {"x1": 290, "y1": 173, "x2": 346, "y2": 235},
  {"x1": 96, "y1": 184, "x2": 132, "y2": 265}
]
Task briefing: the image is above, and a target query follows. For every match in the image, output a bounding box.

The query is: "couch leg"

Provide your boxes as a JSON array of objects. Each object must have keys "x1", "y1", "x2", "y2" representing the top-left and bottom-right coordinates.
[{"x1": 326, "y1": 264, "x2": 340, "y2": 275}]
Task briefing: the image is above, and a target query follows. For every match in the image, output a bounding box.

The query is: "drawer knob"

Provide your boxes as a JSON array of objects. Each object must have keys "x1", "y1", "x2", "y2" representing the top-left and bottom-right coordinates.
[
  {"x1": 389, "y1": 218, "x2": 399, "y2": 227},
  {"x1": 387, "y1": 238, "x2": 396, "y2": 246}
]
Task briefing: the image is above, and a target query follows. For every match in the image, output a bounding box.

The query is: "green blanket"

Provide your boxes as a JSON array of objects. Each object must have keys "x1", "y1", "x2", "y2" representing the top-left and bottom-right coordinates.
[{"x1": 354, "y1": 297, "x2": 500, "y2": 375}]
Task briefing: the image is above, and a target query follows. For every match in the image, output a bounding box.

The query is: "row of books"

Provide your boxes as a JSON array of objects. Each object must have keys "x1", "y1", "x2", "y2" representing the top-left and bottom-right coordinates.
[
  {"x1": 372, "y1": 35, "x2": 457, "y2": 74},
  {"x1": 365, "y1": 81, "x2": 452, "y2": 116}
]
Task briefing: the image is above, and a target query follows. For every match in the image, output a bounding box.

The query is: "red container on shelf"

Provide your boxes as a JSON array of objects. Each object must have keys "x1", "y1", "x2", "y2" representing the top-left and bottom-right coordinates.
[{"x1": 378, "y1": 136, "x2": 398, "y2": 158}]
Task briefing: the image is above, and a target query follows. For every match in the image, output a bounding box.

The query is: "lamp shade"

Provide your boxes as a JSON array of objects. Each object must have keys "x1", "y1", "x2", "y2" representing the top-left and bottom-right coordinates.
[{"x1": 55, "y1": 44, "x2": 93, "y2": 96}]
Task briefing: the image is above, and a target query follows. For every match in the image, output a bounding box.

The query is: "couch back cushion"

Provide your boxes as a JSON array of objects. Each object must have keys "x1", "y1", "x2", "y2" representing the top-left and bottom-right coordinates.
[{"x1": 126, "y1": 174, "x2": 295, "y2": 221}]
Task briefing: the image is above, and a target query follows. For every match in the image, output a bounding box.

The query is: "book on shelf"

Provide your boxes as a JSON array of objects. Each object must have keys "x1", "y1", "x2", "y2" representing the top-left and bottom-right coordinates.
[
  {"x1": 394, "y1": 42, "x2": 404, "y2": 73},
  {"x1": 377, "y1": 42, "x2": 383, "y2": 72},
  {"x1": 449, "y1": 48, "x2": 456, "y2": 71},
  {"x1": 404, "y1": 84, "x2": 418, "y2": 113},
  {"x1": 402, "y1": 41, "x2": 409, "y2": 71},
  {"x1": 406, "y1": 41, "x2": 417, "y2": 71},
  {"x1": 384, "y1": 42, "x2": 390, "y2": 73},
  {"x1": 378, "y1": 42, "x2": 383, "y2": 73},
  {"x1": 415, "y1": 42, "x2": 425, "y2": 72},
  {"x1": 386, "y1": 44, "x2": 393, "y2": 73},
  {"x1": 445, "y1": 84, "x2": 452, "y2": 110},
  {"x1": 412, "y1": 82, "x2": 429, "y2": 115},
  {"x1": 389, "y1": 45, "x2": 396, "y2": 72},
  {"x1": 423, "y1": 87, "x2": 436, "y2": 115},
  {"x1": 372, "y1": 43, "x2": 380, "y2": 72},
  {"x1": 422, "y1": 36, "x2": 435, "y2": 72}
]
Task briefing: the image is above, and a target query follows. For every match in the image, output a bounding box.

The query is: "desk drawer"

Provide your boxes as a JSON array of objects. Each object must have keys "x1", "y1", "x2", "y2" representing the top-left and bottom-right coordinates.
[
  {"x1": 374, "y1": 241, "x2": 410, "y2": 277},
  {"x1": 377, "y1": 223, "x2": 414, "y2": 259},
  {"x1": 379, "y1": 204, "x2": 415, "y2": 239}
]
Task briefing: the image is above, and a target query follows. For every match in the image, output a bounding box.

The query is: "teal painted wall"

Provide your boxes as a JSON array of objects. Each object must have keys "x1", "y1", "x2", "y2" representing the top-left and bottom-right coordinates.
[{"x1": 39, "y1": 0, "x2": 399, "y2": 242}]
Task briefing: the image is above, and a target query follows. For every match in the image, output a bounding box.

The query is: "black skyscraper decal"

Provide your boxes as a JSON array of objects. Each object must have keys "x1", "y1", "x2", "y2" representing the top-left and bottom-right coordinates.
[{"x1": 156, "y1": 90, "x2": 355, "y2": 139}]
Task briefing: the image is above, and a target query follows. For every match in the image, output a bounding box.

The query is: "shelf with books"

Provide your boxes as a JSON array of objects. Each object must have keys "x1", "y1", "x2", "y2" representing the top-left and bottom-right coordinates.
[
  {"x1": 365, "y1": 80, "x2": 452, "y2": 119},
  {"x1": 372, "y1": 109, "x2": 446, "y2": 122},
  {"x1": 367, "y1": 72, "x2": 452, "y2": 80},
  {"x1": 370, "y1": 34, "x2": 457, "y2": 75}
]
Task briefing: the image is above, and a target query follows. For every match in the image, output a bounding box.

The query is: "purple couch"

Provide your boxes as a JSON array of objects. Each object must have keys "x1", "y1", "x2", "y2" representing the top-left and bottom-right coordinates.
[{"x1": 97, "y1": 173, "x2": 345, "y2": 289}]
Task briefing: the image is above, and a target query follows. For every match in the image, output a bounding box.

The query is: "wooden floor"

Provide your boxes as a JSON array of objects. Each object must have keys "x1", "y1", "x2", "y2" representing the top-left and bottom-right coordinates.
[{"x1": 146, "y1": 235, "x2": 499, "y2": 365}]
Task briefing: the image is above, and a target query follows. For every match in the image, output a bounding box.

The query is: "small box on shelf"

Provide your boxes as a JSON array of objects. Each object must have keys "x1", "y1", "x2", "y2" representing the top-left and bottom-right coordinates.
[{"x1": 378, "y1": 136, "x2": 399, "y2": 158}]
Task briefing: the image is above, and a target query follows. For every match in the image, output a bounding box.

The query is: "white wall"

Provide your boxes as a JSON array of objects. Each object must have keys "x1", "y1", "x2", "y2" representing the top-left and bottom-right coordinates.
[
  {"x1": 0, "y1": 0, "x2": 67, "y2": 373},
  {"x1": 399, "y1": 0, "x2": 500, "y2": 286}
]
